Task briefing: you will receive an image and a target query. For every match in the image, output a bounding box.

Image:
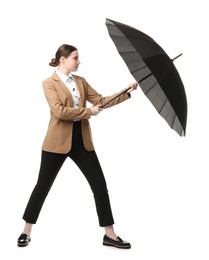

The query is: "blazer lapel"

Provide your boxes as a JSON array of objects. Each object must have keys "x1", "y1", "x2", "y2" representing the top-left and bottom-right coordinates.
[{"x1": 51, "y1": 72, "x2": 74, "y2": 106}]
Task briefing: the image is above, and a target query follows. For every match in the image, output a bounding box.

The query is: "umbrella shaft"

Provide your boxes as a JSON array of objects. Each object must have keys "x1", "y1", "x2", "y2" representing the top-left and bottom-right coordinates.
[
  {"x1": 100, "y1": 73, "x2": 153, "y2": 108},
  {"x1": 100, "y1": 87, "x2": 131, "y2": 108},
  {"x1": 137, "y1": 73, "x2": 153, "y2": 83}
]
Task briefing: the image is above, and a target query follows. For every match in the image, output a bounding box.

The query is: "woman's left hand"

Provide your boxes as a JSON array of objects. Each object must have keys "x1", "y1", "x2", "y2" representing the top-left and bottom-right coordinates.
[{"x1": 127, "y1": 82, "x2": 138, "y2": 93}]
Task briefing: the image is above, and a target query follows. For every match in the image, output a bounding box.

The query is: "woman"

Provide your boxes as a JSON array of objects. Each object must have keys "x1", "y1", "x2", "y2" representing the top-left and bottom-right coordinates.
[{"x1": 17, "y1": 44, "x2": 138, "y2": 249}]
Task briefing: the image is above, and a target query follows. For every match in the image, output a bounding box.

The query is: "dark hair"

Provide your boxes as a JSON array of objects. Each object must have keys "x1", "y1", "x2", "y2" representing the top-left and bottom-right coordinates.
[{"x1": 49, "y1": 44, "x2": 77, "y2": 67}]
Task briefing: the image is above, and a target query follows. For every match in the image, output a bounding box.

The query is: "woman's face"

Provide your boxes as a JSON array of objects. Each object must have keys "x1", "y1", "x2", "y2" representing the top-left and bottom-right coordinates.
[{"x1": 61, "y1": 50, "x2": 80, "y2": 72}]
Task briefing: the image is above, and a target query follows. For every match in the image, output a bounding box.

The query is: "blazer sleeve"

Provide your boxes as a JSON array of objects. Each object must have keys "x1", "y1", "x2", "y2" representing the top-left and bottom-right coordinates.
[{"x1": 42, "y1": 78, "x2": 92, "y2": 120}]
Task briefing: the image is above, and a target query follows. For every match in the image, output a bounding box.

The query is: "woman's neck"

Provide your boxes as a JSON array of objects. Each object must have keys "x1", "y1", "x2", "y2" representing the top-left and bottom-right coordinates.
[{"x1": 57, "y1": 67, "x2": 71, "y2": 76}]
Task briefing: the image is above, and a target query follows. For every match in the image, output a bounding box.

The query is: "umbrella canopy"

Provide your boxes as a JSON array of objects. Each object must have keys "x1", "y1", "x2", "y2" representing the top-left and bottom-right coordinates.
[{"x1": 104, "y1": 18, "x2": 187, "y2": 136}]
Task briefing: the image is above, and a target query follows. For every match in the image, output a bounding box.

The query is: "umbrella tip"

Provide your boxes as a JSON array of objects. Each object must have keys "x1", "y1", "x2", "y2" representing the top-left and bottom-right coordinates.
[{"x1": 172, "y1": 53, "x2": 183, "y2": 62}]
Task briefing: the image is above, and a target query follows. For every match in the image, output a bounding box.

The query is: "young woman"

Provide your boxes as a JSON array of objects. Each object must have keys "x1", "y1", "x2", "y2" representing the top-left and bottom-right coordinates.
[{"x1": 17, "y1": 44, "x2": 138, "y2": 249}]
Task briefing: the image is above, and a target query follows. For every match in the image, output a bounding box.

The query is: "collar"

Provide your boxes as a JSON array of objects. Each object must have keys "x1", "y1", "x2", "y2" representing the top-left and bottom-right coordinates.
[{"x1": 56, "y1": 70, "x2": 74, "y2": 84}]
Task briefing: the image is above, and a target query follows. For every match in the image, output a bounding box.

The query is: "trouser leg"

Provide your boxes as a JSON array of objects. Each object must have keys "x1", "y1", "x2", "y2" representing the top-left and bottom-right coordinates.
[
  {"x1": 70, "y1": 148, "x2": 114, "y2": 227},
  {"x1": 22, "y1": 151, "x2": 67, "y2": 224}
]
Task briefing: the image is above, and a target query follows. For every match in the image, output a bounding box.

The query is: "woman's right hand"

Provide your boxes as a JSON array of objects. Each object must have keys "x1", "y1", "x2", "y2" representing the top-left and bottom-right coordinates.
[{"x1": 90, "y1": 105, "x2": 102, "y2": 116}]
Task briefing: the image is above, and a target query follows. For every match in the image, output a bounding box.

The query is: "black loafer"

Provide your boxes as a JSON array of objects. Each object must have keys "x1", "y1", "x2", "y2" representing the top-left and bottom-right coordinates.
[
  {"x1": 17, "y1": 233, "x2": 31, "y2": 247},
  {"x1": 103, "y1": 234, "x2": 131, "y2": 249}
]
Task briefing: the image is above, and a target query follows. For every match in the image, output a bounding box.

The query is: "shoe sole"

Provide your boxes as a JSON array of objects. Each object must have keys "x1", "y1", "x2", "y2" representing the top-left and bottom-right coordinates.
[
  {"x1": 17, "y1": 243, "x2": 29, "y2": 247},
  {"x1": 17, "y1": 239, "x2": 31, "y2": 247},
  {"x1": 103, "y1": 241, "x2": 131, "y2": 249}
]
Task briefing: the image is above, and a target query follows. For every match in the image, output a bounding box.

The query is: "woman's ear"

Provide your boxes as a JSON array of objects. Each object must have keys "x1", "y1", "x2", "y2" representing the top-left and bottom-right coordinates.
[{"x1": 60, "y1": 56, "x2": 65, "y2": 64}]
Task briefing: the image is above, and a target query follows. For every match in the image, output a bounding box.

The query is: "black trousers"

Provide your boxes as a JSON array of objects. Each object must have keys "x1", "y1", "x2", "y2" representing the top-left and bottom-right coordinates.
[{"x1": 23, "y1": 121, "x2": 114, "y2": 227}]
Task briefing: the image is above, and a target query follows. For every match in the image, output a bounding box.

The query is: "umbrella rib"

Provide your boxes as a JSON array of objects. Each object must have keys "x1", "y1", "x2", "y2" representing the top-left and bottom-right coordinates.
[
  {"x1": 171, "y1": 114, "x2": 183, "y2": 135},
  {"x1": 144, "y1": 80, "x2": 158, "y2": 95},
  {"x1": 131, "y1": 65, "x2": 148, "y2": 74},
  {"x1": 158, "y1": 97, "x2": 168, "y2": 114},
  {"x1": 118, "y1": 50, "x2": 139, "y2": 55},
  {"x1": 171, "y1": 114, "x2": 176, "y2": 129}
]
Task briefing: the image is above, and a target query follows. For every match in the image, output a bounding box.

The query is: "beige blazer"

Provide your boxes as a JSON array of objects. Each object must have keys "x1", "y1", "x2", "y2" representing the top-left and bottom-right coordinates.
[{"x1": 41, "y1": 72, "x2": 131, "y2": 153}]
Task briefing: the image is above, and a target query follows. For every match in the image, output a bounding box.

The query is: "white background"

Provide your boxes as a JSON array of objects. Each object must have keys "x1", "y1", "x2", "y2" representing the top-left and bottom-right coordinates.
[{"x1": 0, "y1": 0, "x2": 208, "y2": 259}]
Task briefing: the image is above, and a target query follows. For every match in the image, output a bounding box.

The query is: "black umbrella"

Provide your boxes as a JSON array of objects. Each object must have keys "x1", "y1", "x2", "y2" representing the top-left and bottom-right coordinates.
[{"x1": 101, "y1": 18, "x2": 187, "y2": 136}]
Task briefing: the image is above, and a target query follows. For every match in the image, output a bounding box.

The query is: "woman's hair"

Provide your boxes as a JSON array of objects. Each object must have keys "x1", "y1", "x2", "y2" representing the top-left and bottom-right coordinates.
[{"x1": 49, "y1": 44, "x2": 77, "y2": 67}]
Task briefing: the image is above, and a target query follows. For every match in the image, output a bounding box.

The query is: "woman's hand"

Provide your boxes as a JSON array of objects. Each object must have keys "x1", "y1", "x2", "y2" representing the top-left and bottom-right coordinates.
[
  {"x1": 127, "y1": 82, "x2": 138, "y2": 93},
  {"x1": 90, "y1": 105, "x2": 102, "y2": 116}
]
